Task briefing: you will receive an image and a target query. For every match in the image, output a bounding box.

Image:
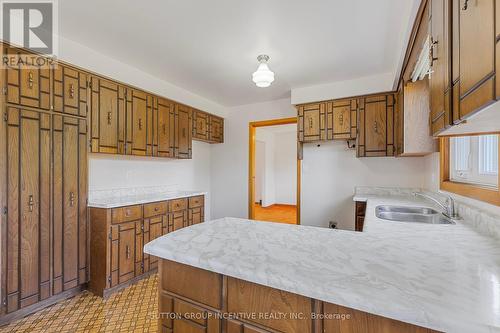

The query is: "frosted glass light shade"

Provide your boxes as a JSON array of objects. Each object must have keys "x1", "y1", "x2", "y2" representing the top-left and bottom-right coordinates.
[{"x1": 252, "y1": 58, "x2": 275, "y2": 88}]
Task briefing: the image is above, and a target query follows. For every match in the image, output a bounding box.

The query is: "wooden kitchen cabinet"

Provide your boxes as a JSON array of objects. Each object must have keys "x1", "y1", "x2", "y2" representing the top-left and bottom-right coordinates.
[
  {"x1": 298, "y1": 102, "x2": 325, "y2": 142},
  {"x1": 90, "y1": 77, "x2": 127, "y2": 154},
  {"x1": 174, "y1": 104, "x2": 192, "y2": 159},
  {"x1": 209, "y1": 114, "x2": 224, "y2": 143},
  {"x1": 89, "y1": 195, "x2": 203, "y2": 297},
  {"x1": 2, "y1": 107, "x2": 88, "y2": 315},
  {"x1": 355, "y1": 201, "x2": 366, "y2": 232},
  {"x1": 158, "y1": 260, "x2": 440, "y2": 333},
  {"x1": 193, "y1": 109, "x2": 210, "y2": 141},
  {"x1": 429, "y1": 0, "x2": 452, "y2": 134},
  {"x1": 3, "y1": 46, "x2": 51, "y2": 110},
  {"x1": 452, "y1": 0, "x2": 496, "y2": 121},
  {"x1": 357, "y1": 93, "x2": 395, "y2": 157},
  {"x1": 326, "y1": 99, "x2": 357, "y2": 140},
  {"x1": 154, "y1": 97, "x2": 175, "y2": 158},
  {"x1": 128, "y1": 89, "x2": 153, "y2": 156},
  {"x1": 52, "y1": 64, "x2": 89, "y2": 117}
]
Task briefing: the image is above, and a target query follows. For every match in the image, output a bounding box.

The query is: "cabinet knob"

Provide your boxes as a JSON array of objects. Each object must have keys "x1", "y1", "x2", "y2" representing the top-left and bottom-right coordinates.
[
  {"x1": 373, "y1": 121, "x2": 379, "y2": 134},
  {"x1": 69, "y1": 83, "x2": 75, "y2": 98},
  {"x1": 69, "y1": 192, "x2": 75, "y2": 207},
  {"x1": 462, "y1": 0, "x2": 469, "y2": 10},
  {"x1": 107, "y1": 112, "x2": 112, "y2": 125},
  {"x1": 138, "y1": 118, "x2": 143, "y2": 130},
  {"x1": 339, "y1": 113, "x2": 344, "y2": 126},
  {"x1": 308, "y1": 118, "x2": 313, "y2": 129},
  {"x1": 125, "y1": 209, "x2": 130, "y2": 217},
  {"x1": 126, "y1": 245, "x2": 131, "y2": 259},
  {"x1": 28, "y1": 195, "x2": 34, "y2": 212},
  {"x1": 155, "y1": 207, "x2": 159, "y2": 212}
]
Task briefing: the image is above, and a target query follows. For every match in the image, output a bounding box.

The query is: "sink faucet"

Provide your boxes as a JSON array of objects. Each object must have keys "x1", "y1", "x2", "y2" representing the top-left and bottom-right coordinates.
[{"x1": 412, "y1": 192, "x2": 460, "y2": 219}]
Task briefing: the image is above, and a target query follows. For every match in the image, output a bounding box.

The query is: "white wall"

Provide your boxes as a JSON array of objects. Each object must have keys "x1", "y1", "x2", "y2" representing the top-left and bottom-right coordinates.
[
  {"x1": 254, "y1": 140, "x2": 265, "y2": 204},
  {"x1": 274, "y1": 131, "x2": 297, "y2": 205},
  {"x1": 89, "y1": 141, "x2": 213, "y2": 220},
  {"x1": 255, "y1": 129, "x2": 276, "y2": 207},
  {"x1": 210, "y1": 98, "x2": 297, "y2": 219},
  {"x1": 302, "y1": 141, "x2": 426, "y2": 230}
]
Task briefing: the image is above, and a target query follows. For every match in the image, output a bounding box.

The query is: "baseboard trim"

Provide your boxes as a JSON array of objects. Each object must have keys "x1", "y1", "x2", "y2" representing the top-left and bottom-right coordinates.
[
  {"x1": 100, "y1": 269, "x2": 157, "y2": 299},
  {"x1": 0, "y1": 284, "x2": 86, "y2": 327}
]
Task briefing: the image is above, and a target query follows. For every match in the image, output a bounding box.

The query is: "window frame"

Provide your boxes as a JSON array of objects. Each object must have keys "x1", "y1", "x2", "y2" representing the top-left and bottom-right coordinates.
[{"x1": 440, "y1": 135, "x2": 500, "y2": 206}]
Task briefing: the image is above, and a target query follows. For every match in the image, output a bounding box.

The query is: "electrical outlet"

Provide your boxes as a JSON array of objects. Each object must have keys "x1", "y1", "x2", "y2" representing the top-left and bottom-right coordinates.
[{"x1": 329, "y1": 221, "x2": 338, "y2": 229}]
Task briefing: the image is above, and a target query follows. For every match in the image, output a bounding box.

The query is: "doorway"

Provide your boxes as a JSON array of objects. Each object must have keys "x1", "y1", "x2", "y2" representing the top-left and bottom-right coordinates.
[{"x1": 249, "y1": 118, "x2": 300, "y2": 224}]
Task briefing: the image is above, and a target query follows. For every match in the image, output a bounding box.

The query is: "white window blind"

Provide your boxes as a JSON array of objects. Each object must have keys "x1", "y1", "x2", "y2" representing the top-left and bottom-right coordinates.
[
  {"x1": 450, "y1": 134, "x2": 498, "y2": 188},
  {"x1": 479, "y1": 135, "x2": 498, "y2": 175}
]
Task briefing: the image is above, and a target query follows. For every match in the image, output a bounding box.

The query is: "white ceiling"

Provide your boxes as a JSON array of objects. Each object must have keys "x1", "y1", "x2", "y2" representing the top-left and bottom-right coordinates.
[{"x1": 59, "y1": 0, "x2": 418, "y2": 107}]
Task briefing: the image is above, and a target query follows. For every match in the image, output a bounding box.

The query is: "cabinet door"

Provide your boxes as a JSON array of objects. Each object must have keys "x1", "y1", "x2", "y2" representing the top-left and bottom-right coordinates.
[
  {"x1": 193, "y1": 109, "x2": 209, "y2": 141},
  {"x1": 53, "y1": 64, "x2": 88, "y2": 117},
  {"x1": 156, "y1": 97, "x2": 175, "y2": 157},
  {"x1": 188, "y1": 207, "x2": 204, "y2": 226},
  {"x1": 4, "y1": 47, "x2": 51, "y2": 110},
  {"x1": 357, "y1": 94, "x2": 395, "y2": 157},
  {"x1": 327, "y1": 100, "x2": 355, "y2": 140},
  {"x1": 145, "y1": 216, "x2": 164, "y2": 270},
  {"x1": 172, "y1": 211, "x2": 188, "y2": 231},
  {"x1": 90, "y1": 77, "x2": 126, "y2": 154},
  {"x1": 430, "y1": 0, "x2": 452, "y2": 134},
  {"x1": 174, "y1": 104, "x2": 192, "y2": 159},
  {"x1": 458, "y1": 0, "x2": 495, "y2": 118},
  {"x1": 53, "y1": 115, "x2": 88, "y2": 293},
  {"x1": 226, "y1": 319, "x2": 272, "y2": 333},
  {"x1": 118, "y1": 223, "x2": 136, "y2": 284},
  {"x1": 298, "y1": 103, "x2": 325, "y2": 142},
  {"x1": 129, "y1": 90, "x2": 152, "y2": 156},
  {"x1": 209, "y1": 115, "x2": 224, "y2": 143},
  {"x1": 4, "y1": 108, "x2": 51, "y2": 313}
]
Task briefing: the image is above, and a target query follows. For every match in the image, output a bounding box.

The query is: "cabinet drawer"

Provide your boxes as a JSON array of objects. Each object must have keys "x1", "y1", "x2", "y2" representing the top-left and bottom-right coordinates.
[
  {"x1": 170, "y1": 198, "x2": 188, "y2": 212},
  {"x1": 355, "y1": 201, "x2": 366, "y2": 217},
  {"x1": 144, "y1": 201, "x2": 168, "y2": 218},
  {"x1": 189, "y1": 195, "x2": 204, "y2": 208},
  {"x1": 111, "y1": 205, "x2": 142, "y2": 223}
]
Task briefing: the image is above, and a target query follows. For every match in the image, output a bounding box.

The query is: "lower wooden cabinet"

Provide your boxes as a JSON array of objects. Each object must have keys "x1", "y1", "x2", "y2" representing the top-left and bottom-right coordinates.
[
  {"x1": 158, "y1": 260, "x2": 440, "y2": 333},
  {"x1": 89, "y1": 195, "x2": 204, "y2": 297},
  {"x1": 355, "y1": 201, "x2": 367, "y2": 232}
]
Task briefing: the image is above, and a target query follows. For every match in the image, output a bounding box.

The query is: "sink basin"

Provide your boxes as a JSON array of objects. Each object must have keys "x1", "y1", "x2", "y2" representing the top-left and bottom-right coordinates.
[{"x1": 375, "y1": 205, "x2": 454, "y2": 224}]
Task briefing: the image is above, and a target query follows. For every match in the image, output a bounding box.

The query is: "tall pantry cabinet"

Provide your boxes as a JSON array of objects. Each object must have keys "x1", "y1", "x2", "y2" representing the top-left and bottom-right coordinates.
[{"x1": 0, "y1": 45, "x2": 88, "y2": 318}]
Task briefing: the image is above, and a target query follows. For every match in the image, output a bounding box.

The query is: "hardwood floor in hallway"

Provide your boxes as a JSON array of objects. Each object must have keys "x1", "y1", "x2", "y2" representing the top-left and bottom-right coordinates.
[
  {"x1": 253, "y1": 203, "x2": 297, "y2": 224},
  {"x1": 0, "y1": 275, "x2": 158, "y2": 333}
]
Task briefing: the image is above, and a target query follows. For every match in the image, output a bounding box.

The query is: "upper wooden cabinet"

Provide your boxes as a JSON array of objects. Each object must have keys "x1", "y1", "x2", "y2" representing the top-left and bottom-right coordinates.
[
  {"x1": 357, "y1": 93, "x2": 395, "y2": 157},
  {"x1": 127, "y1": 89, "x2": 153, "y2": 156},
  {"x1": 454, "y1": 0, "x2": 496, "y2": 120},
  {"x1": 192, "y1": 109, "x2": 224, "y2": 144},
  {"x1": 209, "y1": 115, "x2": 224, "y2": 143},
  {"x1": 154, "y1": 97, "x2": 175, "y2": 158},
  {"x1": 53, "y1": 64, "x2": 89, "y2": 117},
  {"x1": 429, "y1": 0, "x2": 452, "y2": 135},
  {"x1": 326, "y1": 99, "x2": 357, "y2": 140},
  {"x1": 298, "y1": 103, "x2": 325, "y2": 142},
  {"x1": 90, "y1": 77, "x2": 127, "y2": 154},
  {"x1": 4, "y1": 46, "x2": 51, "y2": 110},
  {"x1": 174, "y1": 104, "x2": 192, "y2": 159}
]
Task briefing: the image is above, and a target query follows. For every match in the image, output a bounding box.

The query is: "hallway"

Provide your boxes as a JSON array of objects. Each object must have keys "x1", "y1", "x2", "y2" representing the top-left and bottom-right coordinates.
[{"x1": 254, "y1": 203, "x2": 297, "y2": 224}]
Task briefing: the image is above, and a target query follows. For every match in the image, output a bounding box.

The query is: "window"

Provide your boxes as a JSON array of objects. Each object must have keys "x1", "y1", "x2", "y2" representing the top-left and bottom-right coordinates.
[
  {"x1": 441, "y1": 134, "x2": 500, "y2": 207},
  {"x1": 450, "y1": 135, "x2": 498, "y2": 188}
]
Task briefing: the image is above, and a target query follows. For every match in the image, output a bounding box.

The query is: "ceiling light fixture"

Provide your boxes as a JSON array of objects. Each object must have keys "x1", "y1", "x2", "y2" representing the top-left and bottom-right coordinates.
[{"x1": 252, "y1": 55, "x2": 275, "y2": 88}]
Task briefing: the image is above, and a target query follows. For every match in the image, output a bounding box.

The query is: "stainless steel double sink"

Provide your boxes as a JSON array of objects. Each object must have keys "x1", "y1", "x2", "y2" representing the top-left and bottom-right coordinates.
[{"x1": 375, "y1": 205, "x2": 455, "y2": 224}]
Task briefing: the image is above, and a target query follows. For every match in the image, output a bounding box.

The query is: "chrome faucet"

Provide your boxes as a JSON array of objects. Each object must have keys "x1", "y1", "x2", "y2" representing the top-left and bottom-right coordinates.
[{"x1": 412, "y1": 192, "x2": 460, "y2": 219}]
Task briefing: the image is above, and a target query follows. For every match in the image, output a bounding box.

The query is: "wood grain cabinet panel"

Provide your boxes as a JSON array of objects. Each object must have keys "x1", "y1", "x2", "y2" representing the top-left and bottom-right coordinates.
[
  {"x1": 192, "y1": 109, "x2": 210, "y2": 141},
  {"x1": 429, "y1": 0, "x2": 452, "y2": 134},
  {"x1": 175, "y1": 104, "x2": 192, "y2": 158},
  {"x1": 128, "y1": 90, "x2": 153, "y2": 156},
  {"x1": 155, "y1": 97, "x2": 175, "y2": 158},
  {"x1": 327, "y1": 99, "x2": 357, "y2": 140},
  {"x1": 209, "y1": 115, "x2": 224, "y2": 143},
  {"x1": 53, "y1": 64, "x2": 88, "y2": 117},
  {"x1": 53, "y1": 115, "x2": 88, "y2": 293},
  {"x1": 298, "y1": 103, "x2": 325, "y2": 142},
  {"x1": 357, "y1": 94, "x2": 395, "y2": 157},
  {"x1": 3, "y1": 46, "x2": 51, "y2": 110},
  {"x1": 90, "y1": 77, "x2": 127, "y2": 154}
]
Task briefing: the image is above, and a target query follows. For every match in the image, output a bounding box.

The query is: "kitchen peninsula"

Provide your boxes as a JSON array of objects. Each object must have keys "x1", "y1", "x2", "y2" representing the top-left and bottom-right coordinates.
[{"x1": 145, "y1": 195, "x2": 500, "y2": 333}]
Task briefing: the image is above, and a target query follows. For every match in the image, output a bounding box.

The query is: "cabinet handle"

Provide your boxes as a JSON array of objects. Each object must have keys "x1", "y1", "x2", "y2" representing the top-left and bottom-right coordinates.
[
  {"x1": 125, "y1": 209, "x2": 130, "y2": 217},
  {"x1": 182, "y1": 128, "x2": 186, "y2": 138},
  {"x1": 138, "y1": 118, "x2": 143, "y2": 130},
  {"x1": 107, "y1": 112, "x2": 112, "y2": 125},
  {"x1": 28, "y1": 195, "x2": 34, "y2": 212},
  {"x1": 28, "y1": 72, "x2": 34, "y2": 88},
  {"x1": 339, "y1": 114, "x2": 344, "y2": 126},
  {"x1": 162, "y1": 123, "x2": 166, "y2": 135},
  {"x1": 308, "y1": 118, "x2": 313, "y2": 129},
  {"x1": 373, "y1": 121, "x2": 379, "y2": 134},
  {"x1": 69, "y1": 192, "x2": 75, "y2": 207},
  {"x1": 126, "y1": 245, "x2": 131, "y2": 259},
  {"x1": 430, "y1": 37, "x2": 439, "y2": 66},
  {"x1": 462, "y1": 0, "x2": 469, "y2": 10},
  {"x1": 155, "y1": 207, "x2": 159, "y2": 212},
  {"x1": 69, "y1": 84, "x2": 75, "y2": 98}
]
